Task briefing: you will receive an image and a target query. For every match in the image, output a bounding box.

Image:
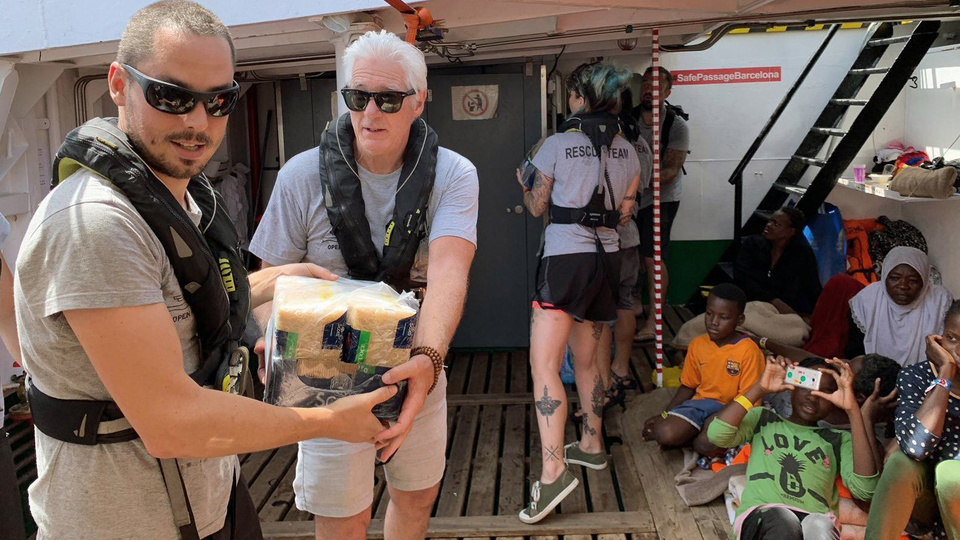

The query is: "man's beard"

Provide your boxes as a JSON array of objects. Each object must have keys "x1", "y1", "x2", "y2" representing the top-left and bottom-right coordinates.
[
  {"x1": 639, "y1": 101, "x2": 653, "y2": 112},
  {"x1": 128, "y1": 130, "x2": 213, "y2": 180}
]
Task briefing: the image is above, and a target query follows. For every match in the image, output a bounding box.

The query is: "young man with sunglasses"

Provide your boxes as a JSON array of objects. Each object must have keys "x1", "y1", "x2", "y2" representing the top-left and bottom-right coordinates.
[
  {"x1": 250, "y1": 30, "x2": 478, "y2": 540},
  {"x1": 14, "y1": 2, "x2": 397, "y2": 539}
]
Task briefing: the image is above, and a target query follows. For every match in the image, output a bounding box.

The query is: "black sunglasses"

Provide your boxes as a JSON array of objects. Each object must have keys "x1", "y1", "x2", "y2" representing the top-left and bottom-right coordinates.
[
  {"x1": 341, "y1": 88, "x2": 416, "y2": 114},
  {"x1": 122, "y1": 63, "x2": 240, "y2": 118}
]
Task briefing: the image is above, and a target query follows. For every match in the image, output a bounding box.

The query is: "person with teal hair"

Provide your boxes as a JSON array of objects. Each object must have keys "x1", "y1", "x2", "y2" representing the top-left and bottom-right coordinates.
[{"x1": 517, "y1": 61, "x2": 642, "y2": 524}]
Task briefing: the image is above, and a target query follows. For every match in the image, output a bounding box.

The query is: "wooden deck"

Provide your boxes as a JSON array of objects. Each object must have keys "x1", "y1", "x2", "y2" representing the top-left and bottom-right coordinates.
[
  {"x1": 6, "y1": 304, "x2": 733, "y2": 539},
  {"x1": 252, "y1": 304, "x2": 733, "y2": 540}
]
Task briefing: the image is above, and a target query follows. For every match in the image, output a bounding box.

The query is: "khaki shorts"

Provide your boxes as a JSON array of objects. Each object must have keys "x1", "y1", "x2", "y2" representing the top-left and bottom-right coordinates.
[{"x1": 293, "y1": 373, "x2": 448, "y2": 518}]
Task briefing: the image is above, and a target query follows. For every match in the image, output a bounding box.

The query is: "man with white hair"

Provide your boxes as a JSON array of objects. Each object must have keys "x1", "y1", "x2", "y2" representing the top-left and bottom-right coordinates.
[{"x1": 250, "y1": 30, "x2": 479, "y2": 539}]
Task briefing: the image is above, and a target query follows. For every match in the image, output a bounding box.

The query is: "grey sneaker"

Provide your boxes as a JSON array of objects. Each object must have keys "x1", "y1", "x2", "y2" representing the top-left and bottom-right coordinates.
[
  {"x1": 564, "y1": 441, "x2": 608, "y2": 470},
  {"x1": 518, "y1": 468, "x2": 580, "y2": 524}
]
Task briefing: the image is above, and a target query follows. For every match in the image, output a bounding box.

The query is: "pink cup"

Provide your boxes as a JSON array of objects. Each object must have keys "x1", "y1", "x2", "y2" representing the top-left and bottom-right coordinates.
[{"x1": 854, "y1": 165, "x2": 866, "y2": 184}]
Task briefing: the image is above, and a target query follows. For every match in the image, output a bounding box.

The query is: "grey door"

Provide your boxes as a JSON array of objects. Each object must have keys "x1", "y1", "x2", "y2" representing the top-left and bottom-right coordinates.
[
  {"x1": 279, "y1": 77, "x2": 337, "y2": 157},
  {"x1": 424, "y1": 65, "x2": 544, "y2": 348}
]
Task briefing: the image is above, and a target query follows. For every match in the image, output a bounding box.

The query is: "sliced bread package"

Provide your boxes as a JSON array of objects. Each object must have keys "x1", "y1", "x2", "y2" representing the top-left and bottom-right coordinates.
[{"x1": 263, "y1": 276, "x2": 419, "y2": 420}]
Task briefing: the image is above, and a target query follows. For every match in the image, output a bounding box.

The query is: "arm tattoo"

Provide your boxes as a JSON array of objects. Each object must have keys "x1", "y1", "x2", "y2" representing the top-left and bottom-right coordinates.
[
  {"x1": 526, "y1": 171, "x2": 554, "y2": 217},
  {"x1": 535, "y1": 385, "x2": 562, "y2": 427},
  {"x1": 592, "y1": 322, "x2": 603, "y2": 340},
  {"x1": 662, "y1": 149, "x2": 687, "y2": 184},
  {"x1": 543, "y1": 445, "x2": 562, "y2": 463}
]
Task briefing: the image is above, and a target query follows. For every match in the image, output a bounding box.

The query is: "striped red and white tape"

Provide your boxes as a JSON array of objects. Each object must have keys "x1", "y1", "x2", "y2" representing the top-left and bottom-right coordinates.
[{"x1": 651, "y1": 28, "x2": 665, "y2": 388}]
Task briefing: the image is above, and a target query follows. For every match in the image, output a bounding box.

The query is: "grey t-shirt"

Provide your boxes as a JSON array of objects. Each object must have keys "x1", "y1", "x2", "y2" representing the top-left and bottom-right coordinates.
[
  {"x1": 638, "y1": 109, "x2": 690, "y2": 207},
  {"x1": 250, "y1": 145, "x2": 479, "y2": 281},
  {"x1": 531, "y1": 131, "x2": 640, "y2": 257},
  {"x1": 15, "y1": 171, "x2": 236, "y2": 539},
  {"x1": 616, "y1": 136, "x2": 653, "y2": 249}
]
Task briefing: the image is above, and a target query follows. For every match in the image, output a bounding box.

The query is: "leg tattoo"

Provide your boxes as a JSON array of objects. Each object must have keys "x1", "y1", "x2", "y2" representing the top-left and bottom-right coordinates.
[
  {"x1": 592, "y1": 322, "x2": 603, "y2": 340},
  {"x1": 582, "y1": 373, "x2": 604, "y2": 438},
  {"x1": 590, "y1": 373, "x2": 604, "y2": 419},
  {"x1": 544, "y1": 445, "x2": 562, "y2": 463},
  {"x1": 535, "y1": 385, "x2": 561, "y2": 427}
]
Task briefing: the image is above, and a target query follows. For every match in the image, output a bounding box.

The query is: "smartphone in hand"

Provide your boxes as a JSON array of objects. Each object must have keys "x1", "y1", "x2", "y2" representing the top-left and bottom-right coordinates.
[{"x1": 784, "y1": 365, "x2": 821, "y2": 391}]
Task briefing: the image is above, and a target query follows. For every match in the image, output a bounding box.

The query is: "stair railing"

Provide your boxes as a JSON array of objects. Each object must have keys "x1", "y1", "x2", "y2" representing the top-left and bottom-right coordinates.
[{"x1": 729, "y1": 24, "x2": 840, "y2": 250}]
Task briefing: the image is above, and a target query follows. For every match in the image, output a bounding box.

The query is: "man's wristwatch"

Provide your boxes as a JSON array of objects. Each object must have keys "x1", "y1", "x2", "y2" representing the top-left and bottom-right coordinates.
[
  {"x1": 925, "y1": 377, "x2": 953, "y2": 395},
  {"x1": 411, "y1": 346, "x2": 445, "y2": 394}
]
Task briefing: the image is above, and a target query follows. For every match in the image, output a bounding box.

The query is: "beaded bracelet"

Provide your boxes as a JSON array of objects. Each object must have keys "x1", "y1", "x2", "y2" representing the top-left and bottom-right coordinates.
[{"x1": 411, "y1": 346, "x2": 445, "y2": 394}]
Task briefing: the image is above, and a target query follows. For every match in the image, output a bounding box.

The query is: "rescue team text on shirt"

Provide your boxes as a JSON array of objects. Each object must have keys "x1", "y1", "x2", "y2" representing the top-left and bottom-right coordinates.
[{"x1": 564, "y1": 146, "x2": 631, "y2": 160}]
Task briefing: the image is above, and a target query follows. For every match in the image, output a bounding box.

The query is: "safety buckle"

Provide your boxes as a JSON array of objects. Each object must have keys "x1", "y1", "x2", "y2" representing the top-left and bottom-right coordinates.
[
  {"x1": 579, "y1": 212, "x2": 606, "y2": 228},
  {"x1": 220, "y1": 346, "x2": 250, "y2": 394}
]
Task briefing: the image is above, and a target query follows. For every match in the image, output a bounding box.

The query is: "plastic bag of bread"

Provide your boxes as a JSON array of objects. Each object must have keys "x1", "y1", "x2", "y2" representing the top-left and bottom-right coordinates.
[{"x1": 262, "y1": 276, "x2": 418, "y2": 420}]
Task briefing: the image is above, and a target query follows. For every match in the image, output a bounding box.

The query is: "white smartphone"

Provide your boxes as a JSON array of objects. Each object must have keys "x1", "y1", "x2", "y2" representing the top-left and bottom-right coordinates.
[{"x1": 784, "y1": 365, "x2": 822, "y2": 391}]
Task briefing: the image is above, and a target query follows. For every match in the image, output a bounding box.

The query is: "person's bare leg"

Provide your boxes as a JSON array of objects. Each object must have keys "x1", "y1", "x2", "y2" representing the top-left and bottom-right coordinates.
[
  {"x1": 530, "y1": 307, "x2": 575, "y2": 483},
  {"x1": 313, "y1": 509, "x2": 371, "y2": 540},
  {"x1": 639, "y1": 258, "x2": 669, "y2": 337},
  {"x1": 612, "y1": 309, "x2": 635, "y2": 380},
  {"x1": 596, "y1": 324, "x2": 613, "y2": 390},
  {"x1": 383, "y1": 483, "x2": 440, "y2": 540},
  {"x1": 569, "y1": 320, "x2": 604, "y2": 454}
]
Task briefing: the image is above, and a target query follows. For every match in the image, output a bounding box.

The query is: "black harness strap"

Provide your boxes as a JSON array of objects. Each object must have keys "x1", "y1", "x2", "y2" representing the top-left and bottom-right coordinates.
[{"x1": 27, "y1": 385, "x2": 136, "y2": 445}]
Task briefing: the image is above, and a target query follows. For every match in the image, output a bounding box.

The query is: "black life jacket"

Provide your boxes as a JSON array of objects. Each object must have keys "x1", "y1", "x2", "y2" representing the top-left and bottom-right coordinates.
[
  {"x1": 319, "y1": 114, "x2": 438, "y2": 293},
  {"x1": 49, "y1": 118, "x2": 251, "y2": 388},
  {"x1": 548, "y1": 112, "x2": 622, "y2": 230},
  {"x1": 28, "y1": 117, "x2": 253, "y2": 540}
]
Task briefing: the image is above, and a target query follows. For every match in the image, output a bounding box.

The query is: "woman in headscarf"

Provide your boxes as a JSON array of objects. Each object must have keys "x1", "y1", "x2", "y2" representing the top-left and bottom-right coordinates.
[{"x1": 847, "y1": 246, "x2": 954, "y2": 366}]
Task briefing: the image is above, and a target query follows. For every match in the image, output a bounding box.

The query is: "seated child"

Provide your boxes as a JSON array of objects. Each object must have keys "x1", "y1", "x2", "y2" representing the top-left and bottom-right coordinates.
[
  {"x1": 643, "y1": 283, "x2": 764, "y2": 456},
  {"x1": 864, "y1": 301, "x2": 960, "y2": 540},
  {"x1": 708, "y1": 356, "x2": 879, "y2": 539}
]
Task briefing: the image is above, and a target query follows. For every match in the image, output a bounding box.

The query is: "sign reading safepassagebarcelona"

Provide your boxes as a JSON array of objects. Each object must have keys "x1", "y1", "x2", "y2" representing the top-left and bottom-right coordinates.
[{"x1": 673, "y1": 67, "x2": 782, "y2": 85}]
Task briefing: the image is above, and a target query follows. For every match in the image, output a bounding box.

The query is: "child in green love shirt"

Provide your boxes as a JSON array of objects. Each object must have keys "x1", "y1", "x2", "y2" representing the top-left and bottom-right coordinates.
[{"x1": 708, "y1": 356, "x2": 880, "y2": 539}]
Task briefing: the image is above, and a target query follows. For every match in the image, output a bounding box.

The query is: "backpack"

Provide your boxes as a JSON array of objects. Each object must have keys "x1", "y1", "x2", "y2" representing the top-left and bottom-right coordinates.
[
  {"x1": 868, "y1": 216, "x2": 927, "y2": 274},
  {"x1": 631, "y1": 101, "x2": 689, "y2": 170}
]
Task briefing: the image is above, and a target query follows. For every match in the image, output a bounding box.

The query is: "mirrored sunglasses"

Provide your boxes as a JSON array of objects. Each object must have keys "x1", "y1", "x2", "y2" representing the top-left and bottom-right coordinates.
[
  {"x1": 122, "y1": 63, "x2": 240, "y2": 118},
  {"x1": 341, "y1": 88, "x2": 416, "y2": 114}
]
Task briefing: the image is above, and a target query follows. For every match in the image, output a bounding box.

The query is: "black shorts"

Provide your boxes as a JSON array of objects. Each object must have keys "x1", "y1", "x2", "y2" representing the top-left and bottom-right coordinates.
[
  {"x1": 534, "y1": 251, "x2": 621, "y2": 323},
  {"x1": 639, "y1": 201, "x2": 681, "y2": 259}
]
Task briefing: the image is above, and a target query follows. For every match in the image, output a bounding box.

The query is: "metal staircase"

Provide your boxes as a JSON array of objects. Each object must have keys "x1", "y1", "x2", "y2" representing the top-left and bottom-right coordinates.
[{"x1": 732, "y1": 20, "x2": 942, "y2": 244}]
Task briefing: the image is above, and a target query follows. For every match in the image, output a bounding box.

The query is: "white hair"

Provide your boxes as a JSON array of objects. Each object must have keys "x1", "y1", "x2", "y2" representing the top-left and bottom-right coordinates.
[{"x1": 343, "y1": 30, "x2": 428, "y2": 94}]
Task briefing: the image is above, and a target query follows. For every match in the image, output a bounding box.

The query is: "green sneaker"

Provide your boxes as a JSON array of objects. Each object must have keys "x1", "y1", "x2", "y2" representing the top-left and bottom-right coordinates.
[
  {"x1": 518, "y1": 468, "x2": 580, "y2": 524},
  {"x1": 564, "y1": 441, "x2": 608, "y2": 470}
]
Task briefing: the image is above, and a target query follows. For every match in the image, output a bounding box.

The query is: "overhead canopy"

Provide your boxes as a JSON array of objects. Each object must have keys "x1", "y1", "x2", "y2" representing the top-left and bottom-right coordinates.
[{"x1": 2, "y1": 0, "x2": 957, "y2": 70}]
